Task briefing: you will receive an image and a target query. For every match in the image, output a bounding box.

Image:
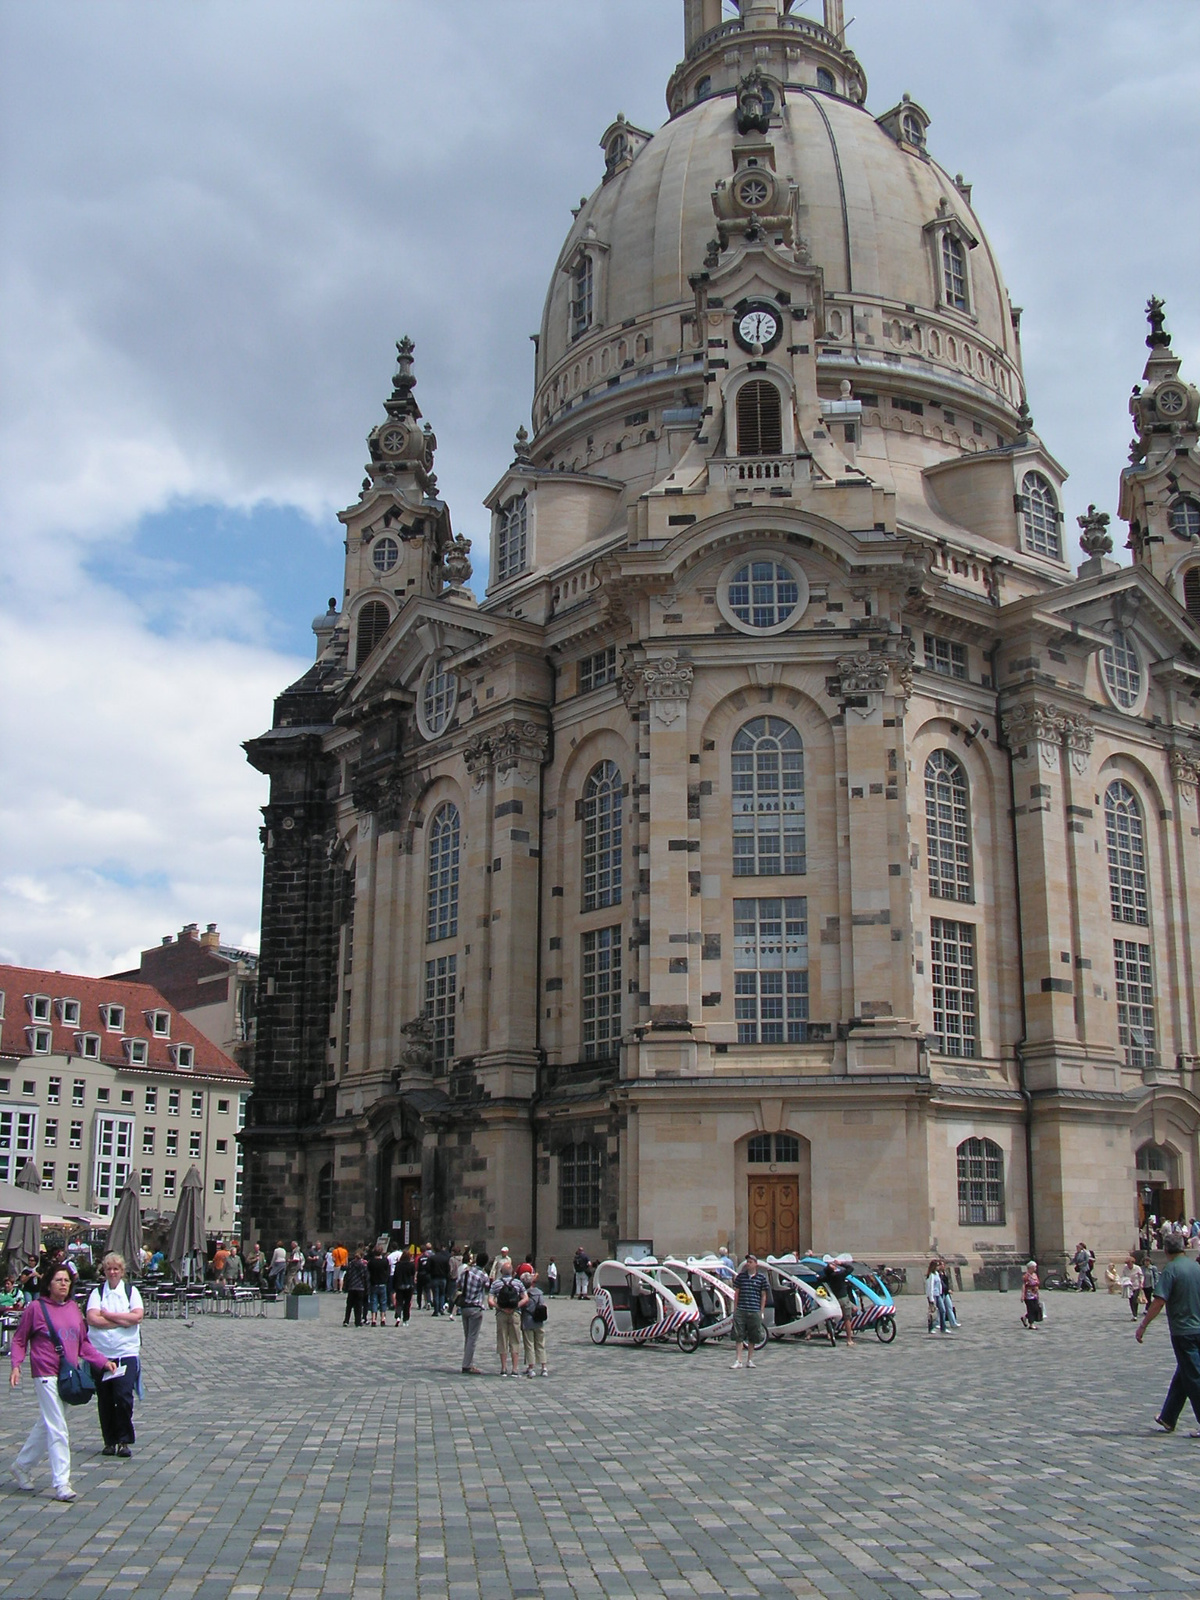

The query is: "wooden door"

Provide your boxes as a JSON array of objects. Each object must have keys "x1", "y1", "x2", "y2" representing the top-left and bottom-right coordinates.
[
  {"x1": 396, "y1": 1179, "x2": 422, "y2": 1246},
  {"x1": 748, "y1": 1177, "x2": 799, "y2": 1258}
]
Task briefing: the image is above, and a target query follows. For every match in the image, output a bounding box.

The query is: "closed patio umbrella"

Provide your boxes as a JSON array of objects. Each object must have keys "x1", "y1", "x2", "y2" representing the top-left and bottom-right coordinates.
[
  {"x1": 164, "y1": 1166, "x2": 206, "y2": 1279},
  {"x1": 104, "y1": 1171, "x2": 144, "y2": 1270},
  {"x1": 3, "y1": 1160, "x2": 43, "y2": 1268}
]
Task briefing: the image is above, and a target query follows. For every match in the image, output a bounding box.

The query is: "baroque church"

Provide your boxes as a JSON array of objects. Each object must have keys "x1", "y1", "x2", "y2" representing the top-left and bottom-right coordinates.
[{"x1": 242, "y1": 0, "x2": 1200, "y2": 1279}]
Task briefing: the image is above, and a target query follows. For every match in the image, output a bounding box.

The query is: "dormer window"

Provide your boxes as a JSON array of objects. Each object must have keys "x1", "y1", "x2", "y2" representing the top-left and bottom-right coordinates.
[
  {"x1": 172, "y1": 1044, "x2": 195, "y2": 1070},
  {"x1": 26, "y1": 1027, "x2": 52, "y2": 1055},
  {"x1": 1168, "y1": 497, "x2": 1200, "y2": 542},
  {"x1": 816, "y1": 67, "x2": 835, "y2": 93},
  {"x1": 148, "y1": 1010, "x2": 171, "y2": 1038},
  {"x1": 1020, "y1": 472, "x2": 1062, "y2": 559},
  {"x1": 496, "y1": 493, "x2": 529, "y2": 582},
  {"x1": 941, "y1": 234, "x2": 968, "y2": 311},
  {"x1": 124, "y1": 1038, "x2": 149, "y2": 1066},
  {"x1": 902, "y1": 111, "x2": 925, "y2": 147},
  {"x1": 76, "y1": 1034, "x2": 101, "y2": 1060},
  {"x1": 100, "y1": 1003, "x2": 125, "y2": 1032},
  {"x1": 571, "y1": 253, "x2": 593, "y2": 340},
  {"x1": 26, "y1": 995, "x2": 51, "y2": 1024}
]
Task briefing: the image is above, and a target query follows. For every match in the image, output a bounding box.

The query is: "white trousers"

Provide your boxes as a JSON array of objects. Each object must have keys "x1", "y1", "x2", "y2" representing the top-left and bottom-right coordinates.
[{"x1": 14, "y1": 1377, "x2": 72, "y2": 1490}]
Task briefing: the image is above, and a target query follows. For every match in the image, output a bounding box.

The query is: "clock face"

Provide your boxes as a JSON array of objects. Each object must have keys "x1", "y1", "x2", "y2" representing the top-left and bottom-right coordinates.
[
  {"x1": 1157, "y1": 386, "x2": 1185, "y2": 416},
  {"x1": 734, "y1": 304, "x2": 782, "y2": 353},
  {"x1": 380, "y1": 426, "x2": 407, "y2": 455}
]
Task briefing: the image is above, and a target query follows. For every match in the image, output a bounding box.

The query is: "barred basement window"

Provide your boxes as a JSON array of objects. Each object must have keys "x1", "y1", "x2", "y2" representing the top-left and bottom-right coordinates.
[
  {"x1": 578, "y1": 646, "x2": 617, "y2": 694},
  {"x1": 1020, "y1": 473, "x2": 1061, "y2": 559},
  {"x1": 941, "y1": 234, "x2": 968, "y2": 310},
  {"x1": 1105, "y1": 781, "x2": 1147, "y2": 925},
  {"x1": 354, "y1": 601, "x2": 390, "y2": 666},
  {"x1": 930, "y1": 919, "x2": 977, "y2": 1057},
  {"x1": 496, "y1": 494, "x2": 528, "y2": 582},
  {"x1": 736, "y1": 380, "x2": 783, "y2": 456},
  {"x1": 925, "y1": 751, "x2": 973, "y2": 902},
  {"x1": 734, "y1": 897, "x2": 809, "y2": 1044},
  {"x1": 582, "y1": 762, "x2": 622, "y2": 911},
  {"x1": 732, "y1": 718, "x2": 805, "y2": 876},
  {"x1": 558, "y1": 1143, "x2": 602, "y2": 1230},
  {"x1": 582, "y1": 926, "x2": 622, "y2": 1061},
  {"x1": 923, "y1": 634, "x2": 967, "y2": 679},
  {"x1": 425, "y1": 954, "x2": 457, "y2": 1070},
  {"x1": 957, "y1": 1137, "x2": 1004, "y2": 1225},
  {"x1": 1114, "y1": 939, "x2": 1155, "y2": 1069},
  {"x1": 317, "y1": 1162, "x2": 335, "y2": 1233},
  {"x1": 427, "y1": 803, "x2": 460, "y2": 941}
]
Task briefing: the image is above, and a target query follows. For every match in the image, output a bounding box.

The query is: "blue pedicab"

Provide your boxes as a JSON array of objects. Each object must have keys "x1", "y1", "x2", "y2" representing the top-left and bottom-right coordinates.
[
  {"x1": 762, "y1": 1257, "x2": 843, "y2": 1346},
  {"x1": 793, "y1": 1254, "x2": 898, "y2": 1343},
  {"x1": 589, "y1": 1258, "x2": 702, "y2": 1353}
]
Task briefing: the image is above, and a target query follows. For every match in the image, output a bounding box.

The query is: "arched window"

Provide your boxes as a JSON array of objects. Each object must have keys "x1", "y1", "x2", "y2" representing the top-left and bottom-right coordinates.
[
  {"x1": 957, "y1": 1138, "x2": 1004, "y2": 1225},
  {"x1": 427, "y1": 803, "x2": 460, "y2": 942},
  {"x1": 355, "y1": 601, "x2": 390, "y2": 666},
  {"x1": 941, "y1": 234, "x2": 967, "y2": 309},
  {"x1": 496, "y1": 493, "x2": 528, "y2": 582},
  {"x1": 1020, "y1": 472, "x2": 1061, "y2": 559},
  {"x1": 316, "y1": 1162, "x2": 334, "y2": 1233},
  {"x1": 902, "y1": 110, "x2": 925, "y2": 146},
  {"x1": 1101, "y1": 630, "x2": 1142, "y2": 709},
  {"x1": 925, "y1": 751, "x2": 972, "y2": 902},
  {"x1": 1168, "y1": 497, "x2": 1200, "y2": 542},
  {"x1": 732, "y1": 717, "x2": 805, "y2": 876},
  {"x1": 815, "y1": 67, "x2": 835, "y2": 93},
  {"x1": 571, "y1": 254, "x2": 594, "y2": 340},
  {"x1": 1184, "y1": 569, "x2": 1200, "y2": 620},
  {"x1": 736, "y1": 380, "x2": 783, "y2": 456},
  {"x1": 420, "y1": 660, "x2": 458, "y2": 739},
  {"x1": 558, "y1": 1143, "x2": 602, "y2": 1229},
  {"x1": 1105, "y1": 781, "x2": 1147, "y2": 925},
  {"x1": 582, "y1": 762, "x2": 622, "y2": 911}
]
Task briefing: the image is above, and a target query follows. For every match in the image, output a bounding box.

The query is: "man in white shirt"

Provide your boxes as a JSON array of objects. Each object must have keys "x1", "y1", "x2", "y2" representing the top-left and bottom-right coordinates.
[{"x1": 85, "y1": 1253, "x2": 144, "y2": 1459}]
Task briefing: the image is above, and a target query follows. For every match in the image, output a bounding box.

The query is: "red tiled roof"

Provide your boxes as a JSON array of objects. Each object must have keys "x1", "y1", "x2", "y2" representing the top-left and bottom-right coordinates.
[{"x1": 0, "y1": 964, "x2": 249, "y2": 1083}]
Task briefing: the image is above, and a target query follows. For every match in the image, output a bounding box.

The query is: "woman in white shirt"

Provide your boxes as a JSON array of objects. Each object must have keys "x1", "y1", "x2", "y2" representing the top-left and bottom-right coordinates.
[{"x1": 85, "y1": 1253, "x2": 144, "y2": 1459}]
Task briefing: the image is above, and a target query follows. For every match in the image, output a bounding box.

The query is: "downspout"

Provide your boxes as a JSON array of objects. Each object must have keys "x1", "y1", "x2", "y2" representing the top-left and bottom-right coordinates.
[{"x1": 993, "y1": 640, "x2": 1036, "y2": 1262}]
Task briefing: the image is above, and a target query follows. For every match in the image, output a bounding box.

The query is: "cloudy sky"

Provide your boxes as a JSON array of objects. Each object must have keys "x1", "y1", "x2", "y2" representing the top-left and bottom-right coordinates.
[{"x1": 2, "y1": 0, "x2": 1197, "y2": 978}]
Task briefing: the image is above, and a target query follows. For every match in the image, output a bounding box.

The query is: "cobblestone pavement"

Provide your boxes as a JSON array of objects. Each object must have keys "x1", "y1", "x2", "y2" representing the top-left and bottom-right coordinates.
[{"x1": 0, "y1": 1288, "x2": 1196, "y2": 1600}]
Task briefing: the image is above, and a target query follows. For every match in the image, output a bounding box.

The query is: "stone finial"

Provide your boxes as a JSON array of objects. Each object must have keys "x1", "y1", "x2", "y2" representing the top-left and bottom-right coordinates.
[
  {"x1": 1146, "y1": 295, "x2": 1171, "y2": 350},
  {"x1": 513, "y1": 425, "x2": 532, "y2": 465},
  {"x1": 396, "y1": 1013, "x2": 435, "y2": 1078},
  {"x1": 442, "y1": 533, "x2": 473, "y2": 586},
  {"x1": 1077, "y1": 504, "x2": 1113, "y2": 558}
]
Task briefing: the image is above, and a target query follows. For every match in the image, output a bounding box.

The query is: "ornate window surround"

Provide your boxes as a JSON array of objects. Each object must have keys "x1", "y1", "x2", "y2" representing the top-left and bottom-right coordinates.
[
  {"x1": 562, "y1": 233, "x2": 609, "y2": 344},
  {"x1": 923, "y1": 201, "x2": 979, "y2": 322},
  {"x1": 716, "y1": 547, "x2": 810, "y2": 637},
  {"x1": 722, "y1": 363, "x2": 797, "y2": 459}
]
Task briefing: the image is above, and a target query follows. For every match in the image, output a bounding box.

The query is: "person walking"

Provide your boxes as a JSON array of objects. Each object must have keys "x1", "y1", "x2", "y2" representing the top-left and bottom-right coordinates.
[
  {"x1": 489, "y1": 1263, "x2": 525, "y2": 1377},
  {"x1": 10, "y1": 1262, "x2": 117, "y2": 1500},
  {"x1": 1020, "y1": 1260, "x2": 1043, "y2": 1329},
  {"x1": 730, "y1": 1253, "x2": 770, "y2": 1370},
  {"x1": 447, "y1": 1247, "x2": 463, "y2": 1316},
  {"x1": 414, "y1": 1246, "x2": 432, "y2": 1312},
  {"x1": 268, "y1": 1241, "x2": 288, "y2": 1295},
  {"x1": 456, "y1": 1250, "x2": 490, "y2": 1374},
  {"x1": 392, "y1": 1249, "x2": 415, "y2": 1326},
  {"x1": 85, "y1": 1252, "x2": 143, "y2": 1459},
  {"x1": 1072, "y1": 1241, "x2": 1096, "y2": 1292},
  {"x1": 1124, "y1": 1254, "x2": 1145, "y2": 1320},
  {"x1": 366, "y1": 1246, "x2": 390, "y2": 1327},
  {"x1": 221, "y1": 1243, "x2": 244, "y2": 1299},
  {"x1": 332, "y1": 1242, "x2": 348, "y2": 1291},
  {"x1": 429, "y1": 1245, "x2": 451, "y2": 1317},
  {"x1": 1136, "y1": 1233, "x2": 1200, "y2": 1435},
  {"x1": 323, "y1": 1245, "x2": 336, "y2": 1292},
  {"x1": 572, "y1": 1246, "x2": 591, "y2": 1300},
  {"x1": 342, "y1": 1247, "x2": 369, "y2": 1328},
  {"x1": 925, "y1": 1261, "x2": 947, "y2": 1334},
  {"x1": 519, "y1": 1270, "x2": 549, "y2": 1377}
]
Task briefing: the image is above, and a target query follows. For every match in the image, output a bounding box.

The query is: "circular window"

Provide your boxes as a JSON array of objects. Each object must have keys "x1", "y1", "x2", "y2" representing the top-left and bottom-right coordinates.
[
  {"x1": 735, "y1": 174, "x2": 772, "y2": 210},
  {"x1": 1156, "y1": 385, "x2": 1187, "y2": 417},
  {"x1": 419, "y1": 660, "x2": 458, "y2": 740},
  {"x1": 372, "y1": 536, "x2": 400, "y2": 574},
  {"x1": 1100, "y1": 629, "x2": 1143, "y2": 712},
  {"x1": 1168, "y1": 497, "x2": 1200, "y2": 541},
  {"x1": 717, "y1": 553, "x2": 809, "y2": 636}
]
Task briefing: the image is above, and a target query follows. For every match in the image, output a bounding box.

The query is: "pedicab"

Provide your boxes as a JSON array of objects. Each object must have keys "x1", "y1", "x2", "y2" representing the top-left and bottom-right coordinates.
[
  {"x1": 658, "y1": 1256, "x2": 738, "y2": 1350},
  {"x1": 794, "y1": 1254, "x2": 898, "y2": 1342},
  {"x1": 762, "y1": 1257, "x2": 843, "y2": 1346},
  {"x1": 589, "y1": 1258, "x2": 702, "y2": 1353}
]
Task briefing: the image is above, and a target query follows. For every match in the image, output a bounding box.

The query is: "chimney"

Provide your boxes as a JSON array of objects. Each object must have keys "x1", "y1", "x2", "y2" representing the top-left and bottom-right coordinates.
[
  {"x1": 182, "y1": 923, "x2": 199, "y2": 940},
  {"x1": 161, "y1": 936, "x2": 173, "y2": 946},
  {"x1": 201, "y1": 924, "x2": 220, "y2": 948}
]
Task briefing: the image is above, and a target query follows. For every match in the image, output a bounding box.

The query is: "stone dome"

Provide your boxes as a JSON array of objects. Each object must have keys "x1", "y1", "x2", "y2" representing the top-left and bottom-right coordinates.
[{"x1": 533, "y1": 7, "x2": 1024, "y2": 466}]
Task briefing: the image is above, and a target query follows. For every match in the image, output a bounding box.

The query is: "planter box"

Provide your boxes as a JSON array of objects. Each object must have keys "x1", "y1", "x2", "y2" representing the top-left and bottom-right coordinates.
[{"x1": 285, "y1": 1294, "x2": 320, "y2": 1321}]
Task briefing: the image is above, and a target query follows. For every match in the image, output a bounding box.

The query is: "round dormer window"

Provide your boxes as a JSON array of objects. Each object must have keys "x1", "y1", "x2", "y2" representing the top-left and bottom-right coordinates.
[
  {"x1": 1100, "y1": 630, "x2": 1143, "y2": 713},
  {"x1": 717, "y1": 553, "x2": 809, "y2": 636},
  {"x1": 372, "y1": 536, "x2": 400, "y2": 574},
  {"x1": 1168, "y1": 497, "x2": 1200, "y2": 542},
  {"x1": 419, "y1": 659, "x2": 458, "y2": 740}
]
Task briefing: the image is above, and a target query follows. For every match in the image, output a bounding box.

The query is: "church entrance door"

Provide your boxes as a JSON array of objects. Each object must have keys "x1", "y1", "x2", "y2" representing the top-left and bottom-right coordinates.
[
  {"x1": 397, "y1": 1178, "x2": 422, "y2": 1247},
  {"x1": 747, "y1": 1177, "x2": 799, "y2": 1258}
]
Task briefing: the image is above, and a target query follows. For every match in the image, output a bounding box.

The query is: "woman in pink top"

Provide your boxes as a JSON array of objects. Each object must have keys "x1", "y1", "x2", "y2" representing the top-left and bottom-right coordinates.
[{"x1": 9, "y1": 1263, "x2": 115, "y2": 1501}]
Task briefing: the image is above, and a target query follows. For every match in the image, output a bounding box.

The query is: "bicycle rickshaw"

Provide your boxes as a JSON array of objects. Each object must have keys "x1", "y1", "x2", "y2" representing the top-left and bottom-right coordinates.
[{"x1": 589, "y1": 1258, "x2": 702, "y2": 1352}]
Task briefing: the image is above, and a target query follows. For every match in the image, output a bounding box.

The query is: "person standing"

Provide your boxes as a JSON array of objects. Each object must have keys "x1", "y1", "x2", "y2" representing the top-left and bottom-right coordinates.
[
  {"x1": 221, "y1": 1243, "x2": 244, "y2": 1299},
  {"x1": 489, "y1": 1264, "x2": 525, "y2": 1377},
  {"x1": 323, "y1": 1245, "x2": 337, "y2": 1293},
  {"x1": 332, "y1": 1242, "x2": 348, "y2": 1291},
  {"x1": 545, "y1": 1258, "x2": 558, "y2": 1297},
  {"x1": 730, "y1": 1253, "x2": 770, "y2": 1370},
  {"x1": 342, "y1": 1247, "x2": 369, "y2": 1328},
  {"x1": 268, "y1": 1241, "x2": 288, "y2": 1296},
  {"x1": 925, "y1": 1261, "x2": 946, "y2": 1335},
  {"x1": 392, "y1": 1249, "x2": 415, "y2": 1326},
  {"x1": 1124, "y1": 1254, "x2": 1145, "y2": 1321},
  {"x1": 456, "y1": 1250, "x2": 490, "y2": 1374},
  {"x1": 414, "y1": 1246, "x2": 432, "y2": 1312},
  {"x1": 572, "y1": 1246, "x2": 591, "y2": 1299},
  {"x1": 244, "y1": 1241, "x2": 265, "y2": 1290},
  {"x1": 10, "y1": 1263, "x2": 116, "y2": 1500},
  {"x1": 429, "y1": 1245, "x2": 451, "y2": 1318},
  {"x1": 1020, "y1": 1260, "x2": 1042, "y2": 1329},
  {"x1": 85, "y1": 1253, "x2": 143, "y2": 1458},
  {"x1": 935, "y1": 1257, "x2": 960, "y2": 1328},
  {"x1": 1136, "y1": 1234, "x2": 1200, "y2": 1435},
  {"x1": 366, "y1": 1246, "x2": 390, "y2": 1327},
  {"x1": 519, "y1": 1270, "x2": 549, "y2": 1377},
  {"x1": 817, "y1": 1255, "x2": 857, "y2": 1347},
  {"x1": 447, "y1": 1246, "x2": 463, "y2": 1316}
]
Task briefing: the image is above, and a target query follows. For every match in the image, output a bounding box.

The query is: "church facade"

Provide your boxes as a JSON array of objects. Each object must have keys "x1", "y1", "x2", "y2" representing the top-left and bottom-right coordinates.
[{"x1": 242, "y1": 0, "x2": 1200, "y2": 1279}]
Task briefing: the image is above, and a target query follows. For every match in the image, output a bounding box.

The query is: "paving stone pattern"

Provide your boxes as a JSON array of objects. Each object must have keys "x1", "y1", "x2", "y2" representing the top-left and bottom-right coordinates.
[{"x1": 0, "y1": 1291, "x2": 1196, "y2": 1600}]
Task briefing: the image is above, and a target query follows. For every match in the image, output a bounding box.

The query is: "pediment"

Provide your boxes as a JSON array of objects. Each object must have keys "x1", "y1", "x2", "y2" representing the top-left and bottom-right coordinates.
[
  {"x1": 1005, "y1": 564, "x2": 1200, "y2": 660},
  {"x1": 347, "y1": 598, "x2": 498, "y2": 704}
]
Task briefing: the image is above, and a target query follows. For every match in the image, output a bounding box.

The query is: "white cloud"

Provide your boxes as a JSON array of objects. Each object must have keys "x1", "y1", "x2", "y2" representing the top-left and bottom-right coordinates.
[{"x1": 1, "y1": 1, "x2": 1198, "y2": 974}]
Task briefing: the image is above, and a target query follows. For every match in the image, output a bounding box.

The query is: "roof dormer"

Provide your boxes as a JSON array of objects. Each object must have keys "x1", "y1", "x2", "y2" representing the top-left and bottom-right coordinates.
[{"x1": 877, "y1": 93, "x2": 930, "y2": 155}]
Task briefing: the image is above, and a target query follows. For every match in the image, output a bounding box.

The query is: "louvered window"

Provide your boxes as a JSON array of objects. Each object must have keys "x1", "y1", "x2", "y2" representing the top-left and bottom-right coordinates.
[{"x1": 736, "y1": 381, "x2": 783, "y2": 456}]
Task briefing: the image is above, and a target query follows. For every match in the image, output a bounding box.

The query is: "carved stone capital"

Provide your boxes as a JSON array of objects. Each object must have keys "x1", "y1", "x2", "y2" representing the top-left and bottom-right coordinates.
[
  {"x1": 836, "y1": 653, "x2": 890, "y2": 696},
  {"x1": 492, "y1": 718, "x2": 549, "y2": 779},
  {"x1": 1170, "y1": 747, "x2": 1200, "y2": 801},
  {"x1": 628, "y1": 655, "x2": 694, "y2": 726},
  {"x1": 1062, "y1": 713, "x2": 1095, "y2": 776},
  {"x1": 1001, "y1": 702, "x2": 1070, "y2": 770}
]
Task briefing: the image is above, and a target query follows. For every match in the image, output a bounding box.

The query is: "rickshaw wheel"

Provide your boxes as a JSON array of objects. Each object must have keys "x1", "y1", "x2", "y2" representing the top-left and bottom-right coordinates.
[
  {"x1": 676, "y1": 1324, "x2": 700, "y2": 1353},
  {"x1": 825, "y1": 1321, "x2": 838, "y2": 1347},
  {"x1": 752, "y1": 1326, "x2": 769, "y2": 1351},
  {"x1": 589, "y1": 1316, "x2": 608, "y2": 1345},
  {"x1": 874, "y1": 1315, "x2": 897, "y2": 1344}
]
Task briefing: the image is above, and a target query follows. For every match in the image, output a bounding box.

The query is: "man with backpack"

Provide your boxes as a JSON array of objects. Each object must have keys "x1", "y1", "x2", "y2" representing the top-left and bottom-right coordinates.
[
  {"x1": 489, "y1": 1263, "x2": 526, "y2": 1377},
  {"x1": 519, "y1": 1270, "x2": 549, "y2": 1378}
]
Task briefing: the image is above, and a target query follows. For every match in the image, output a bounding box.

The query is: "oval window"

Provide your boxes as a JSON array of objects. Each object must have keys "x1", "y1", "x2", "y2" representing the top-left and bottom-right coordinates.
[
  {"x1": 372, "y1": 536, "x2": 400, "y2": 574},
  {"x1": 419, "y1": 660, "x2": 459, "y2": 739}
]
